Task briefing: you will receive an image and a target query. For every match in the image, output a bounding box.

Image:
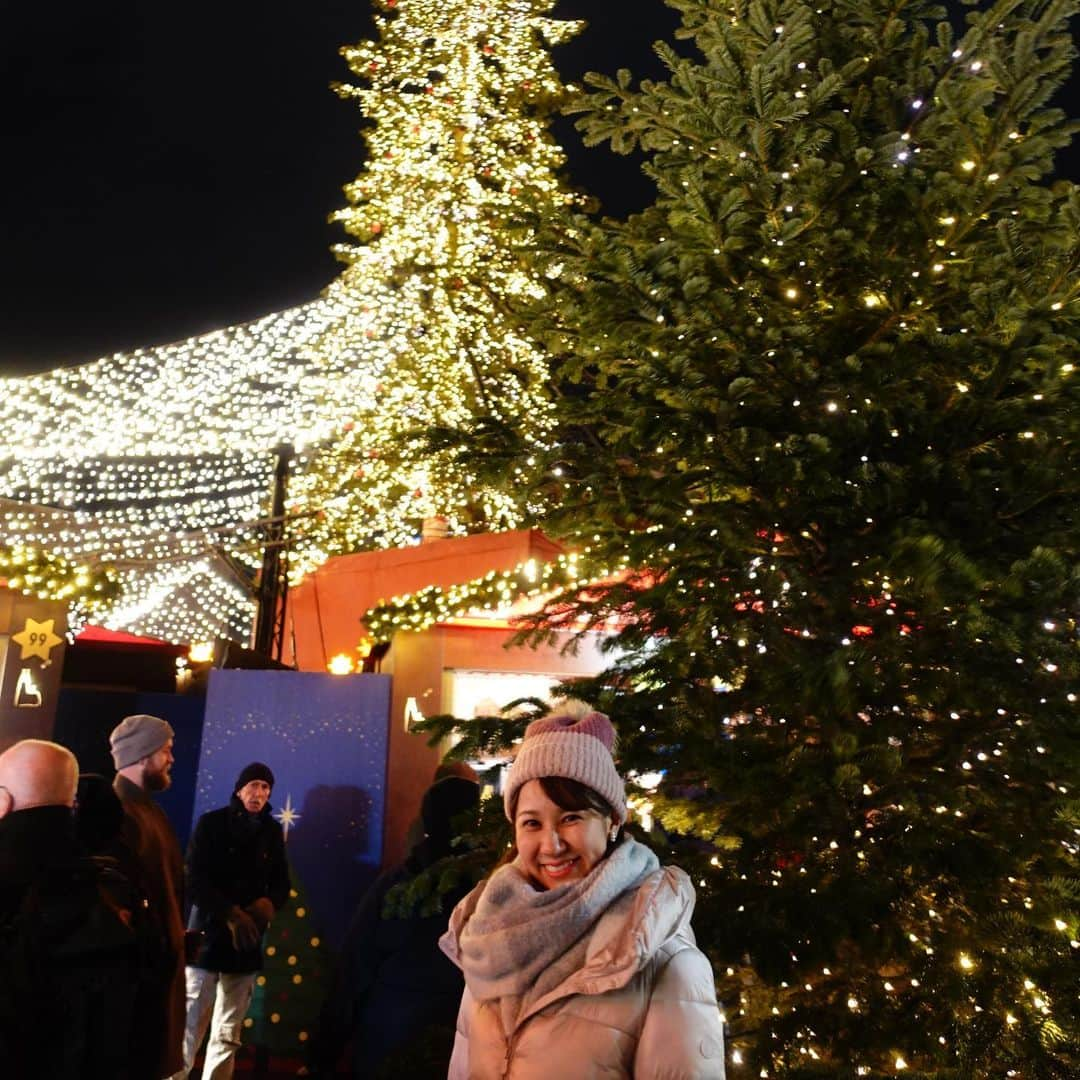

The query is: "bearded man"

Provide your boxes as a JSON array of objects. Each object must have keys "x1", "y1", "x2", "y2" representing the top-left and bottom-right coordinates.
[{"x1": 111, "y1": 714, "x2": 186, "y2": 1078}]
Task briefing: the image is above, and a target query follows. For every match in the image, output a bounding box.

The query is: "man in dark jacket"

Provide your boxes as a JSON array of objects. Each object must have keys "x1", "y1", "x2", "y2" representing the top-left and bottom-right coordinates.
[
  {"x1": 111, "y1": 713, "x2": 187, "y2": 1079},
  {"x1": 178, "y1": 762, "x2": 290, "y2": 1079},
  {"x1": 303, "y1": 775, "x2": 480, "y2": 1078},
  {"x1": 0, "y1": 739, "x2": 139, "y2": 1079}
]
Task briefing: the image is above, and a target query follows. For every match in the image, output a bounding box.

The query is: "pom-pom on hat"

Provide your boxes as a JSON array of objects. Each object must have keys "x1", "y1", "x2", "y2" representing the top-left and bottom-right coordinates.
[
  {"x1": 109, "y1": 714, "x2": 174, "y2": 770},
  {"x1": 235, "y1": 762, "x2": 275, "y2": 793},
  {"x1": 503, "y1": 706, "x2": 626, "y2": 824}
]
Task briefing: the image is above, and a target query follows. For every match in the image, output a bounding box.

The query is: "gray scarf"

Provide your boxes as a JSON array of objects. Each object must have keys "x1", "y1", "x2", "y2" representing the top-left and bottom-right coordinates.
[{"x1": 456, "y1": 837, "x2": 659, "y2": 1033}]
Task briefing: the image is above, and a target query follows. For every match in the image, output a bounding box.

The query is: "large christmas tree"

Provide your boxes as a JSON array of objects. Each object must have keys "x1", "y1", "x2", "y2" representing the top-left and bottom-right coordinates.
[
  {"x1": 454, "y1": 0, "x2": 1079, "y2": 1074},
  {"x1": 289, "y1": 0, "x2": 583, "y2": 562}
]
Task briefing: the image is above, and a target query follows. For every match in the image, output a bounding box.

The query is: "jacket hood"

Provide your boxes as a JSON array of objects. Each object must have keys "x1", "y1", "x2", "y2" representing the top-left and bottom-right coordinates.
[{"x1": 574, "y1": 864, "x2": 696, "y2": 993}]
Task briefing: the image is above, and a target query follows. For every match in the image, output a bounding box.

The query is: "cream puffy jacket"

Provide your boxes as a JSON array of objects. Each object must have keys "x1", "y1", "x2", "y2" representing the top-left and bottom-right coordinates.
[{"x1": 441, "y1": 865, "x2": 726, "y2": 1079}]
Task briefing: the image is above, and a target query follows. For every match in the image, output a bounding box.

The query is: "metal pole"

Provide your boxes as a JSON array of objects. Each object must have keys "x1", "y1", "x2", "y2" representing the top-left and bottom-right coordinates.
[{"x1": 252, "y1": 443, "x2": 292, "y2": 659}]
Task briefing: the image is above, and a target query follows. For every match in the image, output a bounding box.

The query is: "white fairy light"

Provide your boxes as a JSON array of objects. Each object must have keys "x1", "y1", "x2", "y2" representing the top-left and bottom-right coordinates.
[{"x1": 0, "y1": 0, "x2": 582, "y2": 643}]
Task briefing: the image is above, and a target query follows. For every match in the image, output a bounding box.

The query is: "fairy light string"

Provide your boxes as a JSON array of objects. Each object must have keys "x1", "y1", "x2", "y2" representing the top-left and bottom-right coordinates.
[
  {"x1": 486, "y1": 0, "x2": 1079, "y2": 1070},
  {"x1": 0, "y1": 0, "x2": 581, "y2": 642}
]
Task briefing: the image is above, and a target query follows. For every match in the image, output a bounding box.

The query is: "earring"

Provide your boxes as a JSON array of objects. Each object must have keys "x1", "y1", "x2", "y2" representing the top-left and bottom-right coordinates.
[{"x1": 609, "y1": 826, "x2": 619, "y2": 843}]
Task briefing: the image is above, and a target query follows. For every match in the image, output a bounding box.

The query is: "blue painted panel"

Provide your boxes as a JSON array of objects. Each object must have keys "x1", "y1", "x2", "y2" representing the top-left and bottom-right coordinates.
[{"x1": 195, "y1": 670, "x2": 391, "y2": 947}]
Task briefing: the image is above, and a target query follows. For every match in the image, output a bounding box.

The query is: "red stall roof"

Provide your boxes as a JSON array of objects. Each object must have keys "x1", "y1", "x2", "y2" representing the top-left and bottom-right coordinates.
[{"x1": 284, "y1": 528, "x2": 565, "y2": 671}]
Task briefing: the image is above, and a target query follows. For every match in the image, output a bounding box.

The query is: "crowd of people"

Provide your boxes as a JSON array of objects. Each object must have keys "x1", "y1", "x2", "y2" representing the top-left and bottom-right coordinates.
[{"x1": 0, "y1": 705, "x2": 725, "y2": 1078}]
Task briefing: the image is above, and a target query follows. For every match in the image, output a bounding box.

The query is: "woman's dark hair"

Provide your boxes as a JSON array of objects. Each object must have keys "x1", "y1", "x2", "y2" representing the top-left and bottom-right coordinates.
[{"x1": 508, "y1": 775, "x2": 616, "y2": 822}]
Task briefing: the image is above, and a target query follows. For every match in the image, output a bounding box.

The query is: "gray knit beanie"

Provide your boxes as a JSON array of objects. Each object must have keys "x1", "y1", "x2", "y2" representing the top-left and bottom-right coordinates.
[{"x1": 109, "y1": 714, "x2": 174, "y2": 770}]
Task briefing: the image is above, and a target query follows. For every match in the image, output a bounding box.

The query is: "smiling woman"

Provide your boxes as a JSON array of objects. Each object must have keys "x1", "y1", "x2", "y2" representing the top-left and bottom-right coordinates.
[{"x1": 439, "y1": 704, "x2": 727, "y2": 1079}]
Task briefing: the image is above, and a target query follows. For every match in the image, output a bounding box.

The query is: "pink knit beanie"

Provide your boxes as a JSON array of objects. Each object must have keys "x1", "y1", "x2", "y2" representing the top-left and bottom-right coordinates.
[{"x1": 503, "y1": 710, "x2": 626, "y2": 824}]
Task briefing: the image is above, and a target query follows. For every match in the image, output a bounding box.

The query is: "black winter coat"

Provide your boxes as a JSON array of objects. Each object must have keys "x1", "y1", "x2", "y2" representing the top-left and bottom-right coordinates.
[
  {"x1": 306, "y1": 837, "x2": 472, "y2": 1078},
  {"x1": 185, "y1": 795, "x2": 290, "y2": 973},
  {"x1": 0, "y1": 806, "x2": 140, "y2": 1080},
  {"x1": 113, "y1": 774, "x2": 187, "y2": 1077}
]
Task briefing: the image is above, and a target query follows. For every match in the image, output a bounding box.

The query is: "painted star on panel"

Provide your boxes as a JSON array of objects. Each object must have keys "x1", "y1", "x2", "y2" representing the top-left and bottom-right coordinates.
[{"x1": 273, "y1": 793, "x2": 301, "y2": 840}]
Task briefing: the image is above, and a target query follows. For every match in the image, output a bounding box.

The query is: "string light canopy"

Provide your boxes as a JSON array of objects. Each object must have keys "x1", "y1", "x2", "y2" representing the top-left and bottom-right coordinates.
[
  {"x1": 0, "y1": 0, "x2": 581, "y2": 644},
  {"x1": 0, "y1": 300, "x2": 368, "y2": 641}
]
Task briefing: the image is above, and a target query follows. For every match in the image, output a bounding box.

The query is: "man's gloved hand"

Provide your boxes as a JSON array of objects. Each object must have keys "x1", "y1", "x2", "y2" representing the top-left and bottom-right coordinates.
[
  {"x1": 246, "y1": 897, "x2": 275, "y2": 932},
  {"x1": 226, "y1": 906, "x2": 261, "y2": 951}
]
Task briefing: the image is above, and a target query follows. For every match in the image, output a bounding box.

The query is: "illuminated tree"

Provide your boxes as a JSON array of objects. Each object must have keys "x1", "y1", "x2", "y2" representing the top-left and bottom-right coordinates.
[
  {"x1": 0, "y1": 542, "x2": 116, "y2": 628},
  {"x1": 450, "y1": 0, "x2": 1079, "y2": 1075},
  {"x1": 288, "y1": 0, "x2": 582, "y2": 559}
]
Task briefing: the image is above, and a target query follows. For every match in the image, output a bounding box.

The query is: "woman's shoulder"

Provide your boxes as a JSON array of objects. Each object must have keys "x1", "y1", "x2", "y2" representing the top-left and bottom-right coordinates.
[
  {"x1": 653, "y1": 928, "x2": 713, "y2": 985},
  {"x1": 585, "y1": 860, "x2": 697, "y2": 971},
  {"x1": 637, "y1": 871, "x2": 717, "y2": 1005},
  {"x1": 630, "y1": 861, "x2": 697, "y2": 926},
  {"x1": 656, "y1": 861, "x2": 694, "y2": 896}
]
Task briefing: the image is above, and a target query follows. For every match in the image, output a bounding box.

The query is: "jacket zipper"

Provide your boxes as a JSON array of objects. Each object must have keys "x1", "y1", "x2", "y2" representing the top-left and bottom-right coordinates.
[{"x1": 501, "y1": 1029, "x2": 519, "y2": 1079}]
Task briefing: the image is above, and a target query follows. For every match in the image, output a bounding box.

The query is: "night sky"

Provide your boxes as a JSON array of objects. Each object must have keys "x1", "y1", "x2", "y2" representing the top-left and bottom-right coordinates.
[
  {"x1": 1, "y1": 1, "x2": 1075, "y2": 375},
  {"x1": 1, "y1": 1, "x2": 678, "y2": 374}
]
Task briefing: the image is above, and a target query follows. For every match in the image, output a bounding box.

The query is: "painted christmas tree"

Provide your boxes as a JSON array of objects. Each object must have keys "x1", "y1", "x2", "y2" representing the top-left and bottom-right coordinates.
[
  {"x1": 429, "y1": 0, "x2": 1080, "y2": 1075},
  {"x1": 247, "y1": 868, "x2": 331, "y2": 1059}
]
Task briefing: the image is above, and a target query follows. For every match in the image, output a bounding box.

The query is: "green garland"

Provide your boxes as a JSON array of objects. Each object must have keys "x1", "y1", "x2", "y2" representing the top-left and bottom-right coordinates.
[
  {"x1": 364, "y1": 550, "x2": 621, "y2": 640},
  {"x1": 0, "y1": 544, "x2": 118, "y2": 625}
]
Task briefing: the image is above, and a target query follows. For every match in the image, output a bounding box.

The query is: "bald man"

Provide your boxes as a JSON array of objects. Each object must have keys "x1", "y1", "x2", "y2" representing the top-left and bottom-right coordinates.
[
  {"x1": 0, "y1": 737, "x2": 78, "y2": 817},
  {"x1": 0, "y1": 739, "x2": 139, "y2": 1079}
]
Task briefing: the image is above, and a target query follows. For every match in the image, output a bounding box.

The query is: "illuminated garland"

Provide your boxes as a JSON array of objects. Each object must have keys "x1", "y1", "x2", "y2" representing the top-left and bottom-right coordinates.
[
  {"x1": 0, "y1": 541, "x2": 117, "y2": 630},
  {"x1": 0, "y1": 0, "x2": 582, "y2": 644},
  {"x1": 363, "y1": 549, "x2": 633, "y2": 640}
]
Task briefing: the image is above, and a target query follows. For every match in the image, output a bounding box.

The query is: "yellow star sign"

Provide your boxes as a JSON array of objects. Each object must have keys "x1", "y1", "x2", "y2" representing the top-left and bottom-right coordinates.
[{"x1": 12, "y1": 617, "x2": 63, "y2": 662}]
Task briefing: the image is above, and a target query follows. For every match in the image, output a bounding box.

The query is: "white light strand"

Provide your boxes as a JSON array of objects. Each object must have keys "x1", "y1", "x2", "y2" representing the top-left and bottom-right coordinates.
[{"x1": 0, "y1": 0, "x2": 581, "y2": 643}]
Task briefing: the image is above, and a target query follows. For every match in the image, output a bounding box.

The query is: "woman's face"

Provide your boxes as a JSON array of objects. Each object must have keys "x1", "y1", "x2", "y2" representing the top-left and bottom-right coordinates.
[{"x1": 514, "y1": 778, "x2": 615, "y2": 890}]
